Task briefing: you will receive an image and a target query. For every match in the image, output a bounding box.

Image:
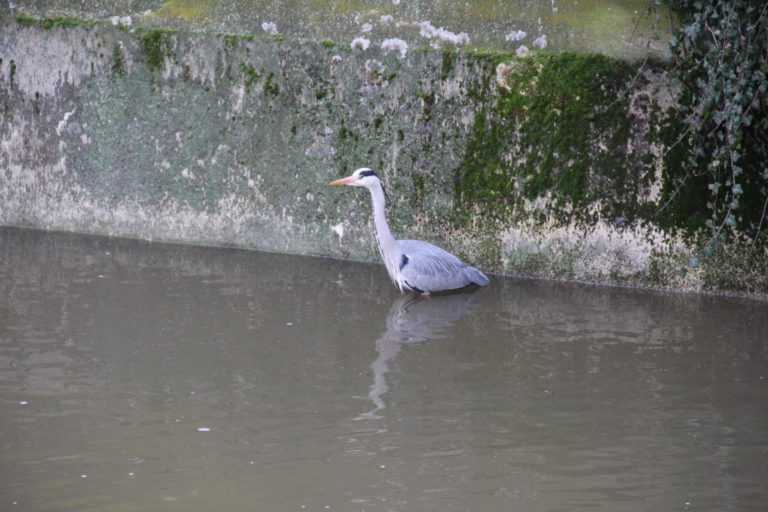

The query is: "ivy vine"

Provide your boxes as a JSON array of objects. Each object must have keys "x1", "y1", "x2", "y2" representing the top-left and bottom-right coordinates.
[{"x1": 665, "y1": 0, "x2": 768, "y2": 252}]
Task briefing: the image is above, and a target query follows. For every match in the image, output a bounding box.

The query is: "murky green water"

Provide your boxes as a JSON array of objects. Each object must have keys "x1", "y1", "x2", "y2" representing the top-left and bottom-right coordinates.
[{"x1": 1, "y1": 227, "x2": 766, "y2": 511}]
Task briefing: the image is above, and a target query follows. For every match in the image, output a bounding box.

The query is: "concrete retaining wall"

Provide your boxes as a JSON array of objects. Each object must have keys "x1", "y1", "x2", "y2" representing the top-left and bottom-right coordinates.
[{"x1": 1, "y1": 14, "x2": 765, "y2": 297}]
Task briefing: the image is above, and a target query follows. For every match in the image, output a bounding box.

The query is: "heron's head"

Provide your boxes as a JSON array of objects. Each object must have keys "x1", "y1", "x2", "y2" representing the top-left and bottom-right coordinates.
[{"x1": 330, "y1": 167, "x2": 379, "y2": 188}]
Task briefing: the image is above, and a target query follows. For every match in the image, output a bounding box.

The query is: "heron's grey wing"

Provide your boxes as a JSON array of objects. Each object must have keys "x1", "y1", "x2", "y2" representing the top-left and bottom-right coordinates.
[{"x1": 398, "y1": 240, "x2": 487, "y2": 293}]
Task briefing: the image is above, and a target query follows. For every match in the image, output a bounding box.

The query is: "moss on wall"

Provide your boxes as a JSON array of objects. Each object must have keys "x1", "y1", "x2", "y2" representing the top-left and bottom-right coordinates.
[
  {"x1": 456, "y1": 52, "x2": 645, "y2": 226},
  {"x1": 153, "y1": 0, "x2": 214, "y2": 20},
  {"x1": 111, "y1": 44, "x2": 126, "y2": 77},
  {"x1": 15, "y1": 13, "x2": 95, "y2": 29},
  {"x1": 138, "y1": 28, "x2": 177, "y2": 72}
]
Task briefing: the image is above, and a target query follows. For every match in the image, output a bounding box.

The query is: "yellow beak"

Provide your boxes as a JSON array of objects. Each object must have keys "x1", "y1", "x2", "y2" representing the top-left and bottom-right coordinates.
[{"x1": 330, "y1": 176, "x2": 356, "y2": 186}]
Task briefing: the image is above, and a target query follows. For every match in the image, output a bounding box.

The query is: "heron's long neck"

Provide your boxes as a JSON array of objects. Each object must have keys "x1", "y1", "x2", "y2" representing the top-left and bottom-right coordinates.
[
  {"x1": 369, "y1": 181, "x2": 397, "y2": 251},
  {"x1": 368, "y1": 182, "x2": 401, "y2": 285}
]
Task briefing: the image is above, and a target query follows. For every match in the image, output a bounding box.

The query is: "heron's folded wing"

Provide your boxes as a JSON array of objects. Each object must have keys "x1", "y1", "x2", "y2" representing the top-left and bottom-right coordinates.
[{"x1": 398, "y1": 240, "x2": 472, "y2": 291}]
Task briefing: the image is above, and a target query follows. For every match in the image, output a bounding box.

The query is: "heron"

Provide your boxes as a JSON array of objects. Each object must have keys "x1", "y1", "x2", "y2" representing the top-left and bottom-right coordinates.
[{"x1": 331, "y1": 167, "x2": 490, "y2": 295}]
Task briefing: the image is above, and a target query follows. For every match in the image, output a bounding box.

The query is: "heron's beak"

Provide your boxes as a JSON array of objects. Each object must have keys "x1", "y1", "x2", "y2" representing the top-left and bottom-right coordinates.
[{"x1": 330, "y1": 176, "x2": 356, "y2": 186}]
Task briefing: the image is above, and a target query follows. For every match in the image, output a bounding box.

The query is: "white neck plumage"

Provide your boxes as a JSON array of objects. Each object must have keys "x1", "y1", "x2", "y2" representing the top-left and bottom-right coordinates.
[{"x1": 367, "y1": 179, "x2": 404, "y2": 291}]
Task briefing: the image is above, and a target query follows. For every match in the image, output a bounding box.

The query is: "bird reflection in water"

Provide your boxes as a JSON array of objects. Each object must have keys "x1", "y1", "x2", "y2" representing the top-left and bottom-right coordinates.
[{"x1": 355, "y1": 288, "x2": 484, "y2": 420}]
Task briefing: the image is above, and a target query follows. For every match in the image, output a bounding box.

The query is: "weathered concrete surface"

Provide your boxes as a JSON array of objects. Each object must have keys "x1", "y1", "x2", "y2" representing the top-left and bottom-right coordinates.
[{"x1": 0, "y1": 16, "x2": 765, "y2": 297}]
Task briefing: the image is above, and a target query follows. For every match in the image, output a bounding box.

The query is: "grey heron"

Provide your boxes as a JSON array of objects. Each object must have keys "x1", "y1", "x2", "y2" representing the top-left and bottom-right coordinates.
[{"x1": 331, "y1": 167, "x2": 490, "y2": 295}]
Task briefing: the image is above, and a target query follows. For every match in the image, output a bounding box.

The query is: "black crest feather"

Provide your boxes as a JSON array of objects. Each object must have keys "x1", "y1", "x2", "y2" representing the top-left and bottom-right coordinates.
[{"x1": 359, "y1": 168, "x2": 389, "y2": 203}]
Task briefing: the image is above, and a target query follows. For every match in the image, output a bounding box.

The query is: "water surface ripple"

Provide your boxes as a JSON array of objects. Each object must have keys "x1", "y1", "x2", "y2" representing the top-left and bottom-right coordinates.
[{"x1": 1, "y1": 228, "x2": 766, "y2": 511}]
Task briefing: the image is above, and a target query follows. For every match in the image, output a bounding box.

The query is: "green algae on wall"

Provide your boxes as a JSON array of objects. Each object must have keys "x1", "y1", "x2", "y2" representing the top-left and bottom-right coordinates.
[
  {"x1": 111, "y1": 43, "x2": 126, "y2": 77},
  {"x1": 14, "y1": 12, "x2": 95, "y2": 29},
  {"x1": 139, "y1": 28, "x2": 177, "y2": 72},
  {"x1": 153, "y1": 0, "x2": 214, "y2": 21},
  {"x1": 456, "y1": 52, "x2": 644, "y2": 225}
]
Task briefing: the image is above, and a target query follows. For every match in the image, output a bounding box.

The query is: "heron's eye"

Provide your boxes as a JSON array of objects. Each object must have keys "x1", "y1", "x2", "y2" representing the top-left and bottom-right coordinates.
[{"x1": 358, "y1": 170, "x2": 375, "y2": 178}]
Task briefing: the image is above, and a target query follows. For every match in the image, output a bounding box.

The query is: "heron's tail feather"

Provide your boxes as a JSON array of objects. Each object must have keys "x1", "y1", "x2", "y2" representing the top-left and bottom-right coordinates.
[{"x1": 466, "y1": 266, "x2": 490, "y2": 286}]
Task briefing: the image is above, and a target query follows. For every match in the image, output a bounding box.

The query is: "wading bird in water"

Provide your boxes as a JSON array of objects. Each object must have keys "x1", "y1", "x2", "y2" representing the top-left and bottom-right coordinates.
[{"x1": 331, "y1": 167, "x2": 490, "y2": 295}]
